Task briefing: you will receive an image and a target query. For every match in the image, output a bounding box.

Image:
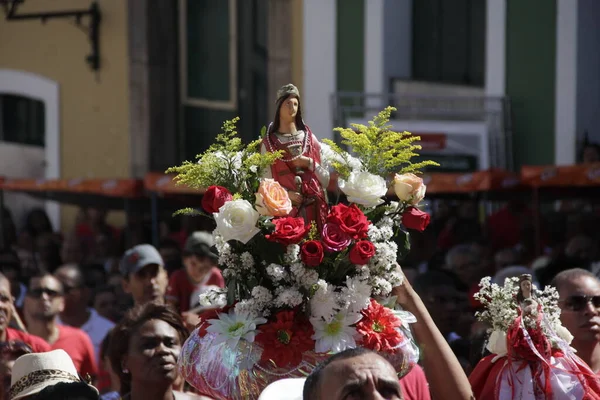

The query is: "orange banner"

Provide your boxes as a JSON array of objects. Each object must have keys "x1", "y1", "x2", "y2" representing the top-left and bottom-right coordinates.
[
  {"x1": 144, "y1": 173, "x2": 204, "y2": 195},
  {"x1": 521, "y1": 164, "x2": 600, "y2": 187},
  {"x1": 144, "y1": 170, "x2": 522, "y2": 197},
  {"x1": 0, "y1": 178, "x2": 144, "y2": 198},
  {"x1": 422, "y1": 169, "x2": 522, "y2": 194}
]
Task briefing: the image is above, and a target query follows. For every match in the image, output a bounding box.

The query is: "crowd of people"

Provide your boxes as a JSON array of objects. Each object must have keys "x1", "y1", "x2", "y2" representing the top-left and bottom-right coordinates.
[
  {"x1": 0, "y1": 188, "x2": 598, "y2": 399},
  {"x1": 0, "y1": 206, "x2": 222, "y2": 399}
]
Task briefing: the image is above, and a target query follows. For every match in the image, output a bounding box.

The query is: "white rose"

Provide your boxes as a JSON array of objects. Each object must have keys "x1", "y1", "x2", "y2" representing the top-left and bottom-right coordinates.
[
  {"x1": 555, "y1": 324, "x2": 574, "y2": 345},
  {"x1": 486, "y1": 330, "x2": 508, "y2": 358},
  {"x1": 339, "y1": 171, "x2": 387, "y2": 208},
  {"x1": 214, "y1": 199, "x2": 260, "y2": 244},
  {"x1": 393, "y1": 173, "x2": 426, "y2": 205}
]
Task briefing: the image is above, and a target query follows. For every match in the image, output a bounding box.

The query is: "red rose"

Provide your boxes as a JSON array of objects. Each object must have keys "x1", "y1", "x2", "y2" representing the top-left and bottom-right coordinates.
[
  {"x1": 349, "y1": 240, "x2": 376, "y2": 265},
  {"x1": 328, "y1": 204, "x2": 369, "y2": 239},
  {"x1": 402, "y1": 207, "x2": 430, "y2": 232},
  {"x1": 321, "y1": 223, "x2": 352, "y2": 252},
  {"x1": 301, "y1": 240, "x2": 324, "y2": 267},
  {"x1": 202, "y1": 185, "x2": 233, "y2": 213},
  {"x1": 265, "y1": 217, "x2": 310, "y2": 246}
]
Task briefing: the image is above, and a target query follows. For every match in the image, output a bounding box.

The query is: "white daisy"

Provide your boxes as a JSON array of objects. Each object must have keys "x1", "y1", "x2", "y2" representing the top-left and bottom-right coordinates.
[
  {"x1": 310, "y1": 280, "x2": 339, "y2": 323},
  {"x1": 341, "y1": 276, "x2": 372, "y2": 313},
  {"x1": 310, "y1": 311, "x2": 362, "y2": 353},
  {"x1": 205, "y1": 310, "x2": 267, "y2": 349}
]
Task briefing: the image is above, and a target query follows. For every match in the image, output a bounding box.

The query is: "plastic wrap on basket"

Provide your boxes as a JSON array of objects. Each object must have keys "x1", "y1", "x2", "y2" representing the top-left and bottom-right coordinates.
[
  {"x1": 178, "y1": 322, "x2": 420, "y2": 400},
  {"x1": 178, "y1": 327, "x2": 327, "y2": 400}
]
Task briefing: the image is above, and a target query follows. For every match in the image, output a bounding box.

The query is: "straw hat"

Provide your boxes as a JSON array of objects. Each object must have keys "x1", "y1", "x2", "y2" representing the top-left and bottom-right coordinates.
[
  {"x1": 9, "y1": 349, "x2": 99, "y2": 400},
  {"x1": 258, "y1": 378, "x2": 306, "y2": 400}
]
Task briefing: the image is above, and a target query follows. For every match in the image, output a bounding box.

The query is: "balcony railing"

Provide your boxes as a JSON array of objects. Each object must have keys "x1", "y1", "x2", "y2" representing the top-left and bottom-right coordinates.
[{"x1": 331, "y1": 91, "x2": 513, "y2": 171}]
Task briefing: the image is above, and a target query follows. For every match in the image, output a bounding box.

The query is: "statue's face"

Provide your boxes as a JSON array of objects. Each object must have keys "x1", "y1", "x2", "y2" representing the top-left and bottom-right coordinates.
[
  {"x1": 279, "y1": 96, "x2": 298, "y2": 122},
  {"x1": 521, "y1": 280, "x2": 532, "y2": 295}
]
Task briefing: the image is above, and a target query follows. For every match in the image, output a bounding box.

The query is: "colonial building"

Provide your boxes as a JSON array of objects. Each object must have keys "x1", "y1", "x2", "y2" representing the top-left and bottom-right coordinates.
[
  {"x1": 1, "y1": 0, "x2": 598, "y2": 229},
  {"x1": 0, "y1": 0, "x2": 302, "y2": 229},
  {"x1": 299, "y1": 0, "x2": 600, "y2": 170}
]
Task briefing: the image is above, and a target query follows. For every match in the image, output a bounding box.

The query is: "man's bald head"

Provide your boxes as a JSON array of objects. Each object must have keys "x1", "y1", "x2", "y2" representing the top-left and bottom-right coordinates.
[
  {"x1": 550, "y1": 268, "x2": 598, "y2": 292},
  {"x1": 54, "y1": 264, "x2": 88, "y2": 314},
  {"x1": 0, "y1": 273, "x2": 9, "y2": 288},
  {"x1": 0, "y1": 272, "x2": 11, "y2": 295},
  {"x1": 303, "y1": 348, "x2": 402, "y2": 400},
  {"x1": 0, "y1": 272, "x2": 10, "y2": 300},
  {"x1": 552, "y1": 268, "x2": 600, "y2": 346},
  {"x1": 54, "y1": 264, "x2": 85, "y2": 288},
  {"x1": 0, "y1": 272, "x2": 14, "y2": 335}
]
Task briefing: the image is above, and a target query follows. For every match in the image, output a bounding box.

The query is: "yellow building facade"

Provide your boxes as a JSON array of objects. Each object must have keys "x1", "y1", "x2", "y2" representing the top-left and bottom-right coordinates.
[
  {"x1": 0, "y1": 0, "x2": 130, "y2": 230},
  {"x1": 0, "y1": 0, "x2": 306, "y2": 232}
]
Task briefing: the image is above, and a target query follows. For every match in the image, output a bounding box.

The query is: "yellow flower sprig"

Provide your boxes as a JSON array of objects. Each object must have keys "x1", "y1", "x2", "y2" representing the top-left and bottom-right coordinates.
[
  {"x1": 325, "y1": 107, "x2": 438, "y2": 179},
  {"x1": 306, "y1": 221, "x2": 319, "y2": 241},
  {"x1": 166, "y1": 118, "x2": 283, "y2": 202}
]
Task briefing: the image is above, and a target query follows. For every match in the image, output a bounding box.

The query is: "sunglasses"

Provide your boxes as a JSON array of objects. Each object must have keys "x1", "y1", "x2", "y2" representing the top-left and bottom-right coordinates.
[
  {"x1": 561, "y1": 295, "x2": 600, "y2": 311},
  {"x1": 27, "y1": 288, "x2": 63, "y2": 299}
]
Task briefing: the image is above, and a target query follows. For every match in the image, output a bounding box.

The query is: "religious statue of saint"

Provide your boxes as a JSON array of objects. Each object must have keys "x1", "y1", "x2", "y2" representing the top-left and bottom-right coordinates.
[
  {"x1": 471, "y1": 273, "x2": 600, "y2": 398},
  {"x1": 261, "y1": 84, "x2": 330, "y2": 230},
  {"x1": 516, "y1": 274, "x2": 538, "y2": 315}
]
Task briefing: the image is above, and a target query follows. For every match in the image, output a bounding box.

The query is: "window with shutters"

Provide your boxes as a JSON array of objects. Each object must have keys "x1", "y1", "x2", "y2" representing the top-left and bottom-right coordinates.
[
  {"x1": 0, "y1": 94, "x2": 45, "y2": 147},
  {"x1": 412, "y1": 0, "x2": 485, "y2": 86}
]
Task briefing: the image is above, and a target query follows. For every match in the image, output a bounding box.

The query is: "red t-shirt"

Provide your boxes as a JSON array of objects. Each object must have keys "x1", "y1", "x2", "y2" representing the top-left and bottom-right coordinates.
[
  {"x1": 166, "y1": 268, "x2": 225, "y2": 313},
  {"x1": 169, "y1": 231, "x2": 188, "y2": 250},
  {"x1": 486, "y1": 206, "x2": 534, "y2": 251},
  {"x1": 5, "y1": 328, "x2": 51, "y2": 353},
  {"x1": 51, "y1": 325, "x2": 98, "y2": 378},
  {"x1": 400, "y1": 364, "x2": 431, "y2": 400}
]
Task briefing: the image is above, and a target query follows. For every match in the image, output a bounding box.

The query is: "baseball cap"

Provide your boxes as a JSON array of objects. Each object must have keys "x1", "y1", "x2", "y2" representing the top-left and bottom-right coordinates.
[
  {"x1": 120, "y1": 244, "x2": 163, "y2": 277},
  {"x1": 184, "y1": 231, "x2": 218, "y2": 260}
]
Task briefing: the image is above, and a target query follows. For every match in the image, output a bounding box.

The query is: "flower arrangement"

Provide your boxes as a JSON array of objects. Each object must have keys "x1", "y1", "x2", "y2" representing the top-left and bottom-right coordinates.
[
  {"x1": 169, "y1": 107, "x2": 436, "y2": 399},
  {"x1": 474, "y1": 276, "x2": 572, "y2": 360},
  {"x1": 469, "y1": 277, "x2": 600, "y2": 399}
]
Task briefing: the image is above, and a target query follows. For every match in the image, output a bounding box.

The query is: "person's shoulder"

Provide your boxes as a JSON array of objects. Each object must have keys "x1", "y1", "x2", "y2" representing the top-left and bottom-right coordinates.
[
  {"x1": 402, "y1": 364, "x2": 428, "y2": 382},
  {"x1": 170, "y1": 269, "x2": 187, "y2": 282},
  {"x1": 209, "y1": 267, "x2": 224, "y2": 279},
  {"x1": 99, "y1": 391, "x2": 122, "y2": 400},
  {"x1": 168, "y1": 269, "x2": 190, "y2": 291},
  {"x1": 89, "y1": 309, "x2": 116, "y2": 330},
  {"x1": 204, "y1": 268, "x2": 225, "y2": 288},
  {"x1": 400, "y1": 364, "x2": 430, "y2": 399},
  {"x1": 58, "y1": 325, "x2": 92, "y2": 341},
  {"x1": 6, "y1": 328, "x2": 51, "y2": 352}
]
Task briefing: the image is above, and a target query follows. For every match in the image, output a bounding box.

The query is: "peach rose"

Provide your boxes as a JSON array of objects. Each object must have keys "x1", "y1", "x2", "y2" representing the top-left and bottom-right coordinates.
[
  {"x1": 393, "y1": 173, "x2": 426, "y2": 205},
  {"x1": 255, "y1": 179, "x2": 293, "y2": 216}
]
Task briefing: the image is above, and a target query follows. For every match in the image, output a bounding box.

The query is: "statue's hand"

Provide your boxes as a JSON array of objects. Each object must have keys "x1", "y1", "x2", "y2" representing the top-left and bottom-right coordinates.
[
  {"x1": 290, "y1": 156, "x2": 313, "y2": 170},
  {"x1": 288, "y1": 190, "x2": 304, "y2": 206}
]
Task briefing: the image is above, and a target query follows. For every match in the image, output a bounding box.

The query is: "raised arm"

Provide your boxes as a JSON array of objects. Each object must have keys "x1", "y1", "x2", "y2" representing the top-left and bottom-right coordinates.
[{"x1": 393, "y1": 278, "x2": 475, "y2": 400}]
